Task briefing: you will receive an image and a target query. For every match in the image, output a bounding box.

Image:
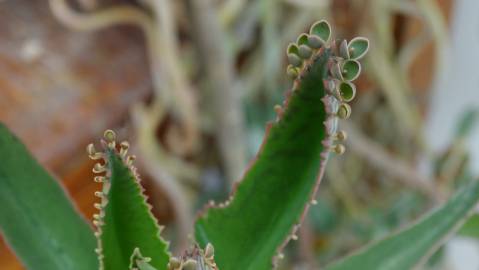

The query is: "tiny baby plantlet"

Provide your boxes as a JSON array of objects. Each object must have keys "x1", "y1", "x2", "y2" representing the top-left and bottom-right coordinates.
[{"x1": 1, "y1": 20, "x2": 479, "y2": 270}]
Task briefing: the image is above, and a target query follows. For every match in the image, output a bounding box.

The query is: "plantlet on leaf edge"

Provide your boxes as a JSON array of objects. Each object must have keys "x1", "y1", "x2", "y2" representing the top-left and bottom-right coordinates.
[
  {"x1": 194, "y1": 20, "x2": 369, "y2": 270},
  {"x1": 87, "y1": 130, "x2": 171, "y2": 270}
]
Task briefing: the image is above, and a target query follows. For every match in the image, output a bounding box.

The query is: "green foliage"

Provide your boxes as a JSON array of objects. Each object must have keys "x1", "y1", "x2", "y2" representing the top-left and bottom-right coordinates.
[
  {"x1": 194, "y1": 21, "x2": 368, "y2": 270},
  {"x1": 129, "y1": 248, "x2": 159, "y2": 270},
  {"x1": 347, "y1": 37, "x2": 369, "y2": 60},
  {"x1": 458, "y1": 214, "x2": 479, "y2": 239},
  {"x1": 309, "y1": 20, "x2": 331, "y2": 46},
  {"x1": 0, "y1": 123, "x2": 98, "y2": 270},
  {"x1": 2, "y1": 16, "x2": 478, "y2": 270},
  {"x1": 341, "y1": 60, "x2": 361, "y2": 81},
  {"x1": 88, "y1": 131, "x2": 170, "y2": 270},
  {"x1": 287, "y1": 43, "x2": 302, "y2": 67},
  {"x1": 325, "y1": 178, "x2": 479, "y2": 270}
]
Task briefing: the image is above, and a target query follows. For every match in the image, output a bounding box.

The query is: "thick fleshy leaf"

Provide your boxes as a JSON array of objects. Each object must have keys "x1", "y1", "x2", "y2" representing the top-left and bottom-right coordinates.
[
  {"x1": 309, "y1": 20, "x2": 331, "y2": 43},
  {"x1": 89, "y1": 131, "x2": 170, "y2": 270},
  {"x1": 348, "y1": 37, "x2": 369, "y2": 60},
  {"x1": 297, "y1": 34, "x2": 312, "y2": 59},
  {"x1": 296, "y1": 33, "x2": 309, "y2": 46},
  {"x1": 325, "y1": 178, "x2": 479, "y2": 270},
  {"x1": 337, "y1": 81, "x2": 357, "y2": 102},
  {"x1": 0, "y1": 123, "x2": 98, "y2": 270},
  {"x1": 341, "y1": 59, "x2": 361, "y2": 81},
  {"x1": 195, "y1": 21, "x2": 366, "y2": 270},
  {"x1": 287, "y1": 43, "x2": 300, "y2": 55},
  {"x1": 338, "y1": 40, "x2": 350, "y2": 59},
  {"x1": 287, "y1": 43, "x2": 302, "y2": 67},
  {"x1": 298, "y1": 45, "x2": 313, "y2": 59}
]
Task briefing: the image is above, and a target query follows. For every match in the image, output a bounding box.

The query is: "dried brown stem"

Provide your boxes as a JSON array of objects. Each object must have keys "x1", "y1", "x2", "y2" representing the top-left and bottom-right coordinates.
[
  {"x1": 143, "y1": 0, "x2": 200, "y2": 156},
  {"x1": 342, "y1": 122, "x2": 444, "y2": 202},
  {"x1": 49, "y1": 0, "x2": 201, "y2": 249},
  {"x1": 185, "y1": 0, "x2": 247, "y2": 184},
  {"x1": 49, "y1": 0, "x2": 200, "y2": 155},
  {"x1": 131, "y1": 103, "x2": 197, "y2": 251}
]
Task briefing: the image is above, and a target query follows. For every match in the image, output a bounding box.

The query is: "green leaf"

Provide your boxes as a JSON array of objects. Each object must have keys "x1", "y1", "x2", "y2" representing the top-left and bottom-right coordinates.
[
  {"x1": 195, "y1": 22, "x2": 366, "y2": 270},
  {"x1": 341, "y1": 60, "x2": 361, "y2": 81},
  {"x1": 325, "y1": 178, "x2": 479, "y2": 270},
  {"x1": 287, "y1": 43, "x2": 300, "y2": 56},
  {"x1": 89, "y1": 131, "x2": 170, "y2": 270},
  {"x1": 347, "y1": 37, "x2": 369, "y2": 60},
  {"x1": 129, "y1": 248, "x2": 159, "y2": 270},
  {"x1": 458, "y1": 214, "x2": 479, "y2": 239},
  {"x1": 296, "y1": 33, "x2": 309, "y2": 46},
  {"x1": 0, "y1": 123, "x2": 98, "y2": 270},
  {"x1": 287, "y1": 43, "x2": 302, "y2": 67},
  {"x1": 309, "y1": 20, "x2": 331, "y2": 43},
  {"x1": 337, "y1": 81, "x2": 357, "y2": 102}
]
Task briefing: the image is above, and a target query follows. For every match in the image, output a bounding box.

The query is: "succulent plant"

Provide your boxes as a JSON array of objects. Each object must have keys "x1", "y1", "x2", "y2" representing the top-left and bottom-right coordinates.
[
  {"x1": 1, "y1": 20, "x2": 479, "y2": 270},
  {"x1": 195, "y1": 19, "x2": 364, "y2": 270}
]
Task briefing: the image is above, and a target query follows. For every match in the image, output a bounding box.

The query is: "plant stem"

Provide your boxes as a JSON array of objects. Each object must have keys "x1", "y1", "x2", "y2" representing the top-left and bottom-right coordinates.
[
  {"x1": 343, "y1": 122, "x2": 444, "y2": 202},
  {"x1": 186, "y1": 0, "x2": 247, "y2": 185}
]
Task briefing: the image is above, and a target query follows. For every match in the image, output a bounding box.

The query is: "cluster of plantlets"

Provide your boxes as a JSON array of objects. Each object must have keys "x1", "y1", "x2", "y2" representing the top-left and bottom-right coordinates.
[
  {"x1": 285, "y1": 20, "x2": 369, "y2": 155},
  {"x1": 1, "y1": 19, "x2": 479, "y2": 270}
]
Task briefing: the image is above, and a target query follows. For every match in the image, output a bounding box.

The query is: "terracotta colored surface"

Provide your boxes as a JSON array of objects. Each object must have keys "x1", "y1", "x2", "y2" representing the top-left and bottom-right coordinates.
[{"x1": 0, "y1": 0, "x2": 152, "y2": 167}]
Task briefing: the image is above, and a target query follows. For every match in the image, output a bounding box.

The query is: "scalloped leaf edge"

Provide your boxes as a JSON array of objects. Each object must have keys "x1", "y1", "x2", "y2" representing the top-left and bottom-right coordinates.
[
  {"x1": 87, "y1": 130, "x2": 171, "y2": 270},
  {"x1": 195, "y1": 20, "x2": 369, "y2": 268}
]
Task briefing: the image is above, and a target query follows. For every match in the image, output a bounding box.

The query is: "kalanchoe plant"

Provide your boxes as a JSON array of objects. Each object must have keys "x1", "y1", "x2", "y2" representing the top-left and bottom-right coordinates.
[
  {"x1": 1, "y1": 20, "x2": 479, "y2": 270},
  {"x1": 194, "y1": 20, "x2": 365, "y2": 270}
]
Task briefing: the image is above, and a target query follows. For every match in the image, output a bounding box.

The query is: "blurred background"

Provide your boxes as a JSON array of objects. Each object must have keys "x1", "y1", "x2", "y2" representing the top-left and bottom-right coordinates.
[{"x1": 0, "y1": 0, "x2": 478, "y2": 269}]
